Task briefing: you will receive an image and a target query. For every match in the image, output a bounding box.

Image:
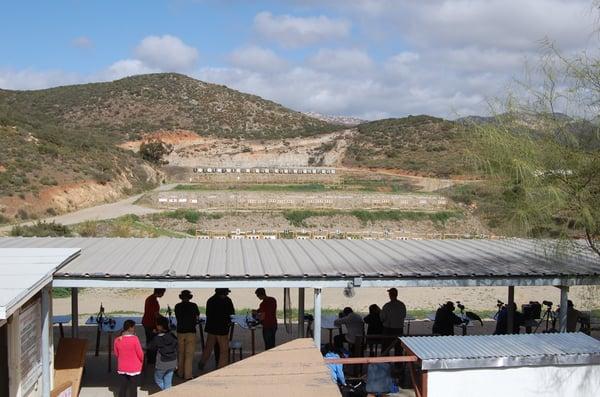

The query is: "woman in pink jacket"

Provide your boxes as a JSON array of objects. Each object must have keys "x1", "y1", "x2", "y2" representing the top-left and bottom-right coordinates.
[{"x1": 114, "y1": 320, "x2": 144, "y2": 397}]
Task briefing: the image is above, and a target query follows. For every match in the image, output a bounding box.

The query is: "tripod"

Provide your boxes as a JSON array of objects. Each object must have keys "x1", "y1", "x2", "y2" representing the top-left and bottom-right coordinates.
[{"x1": 534, "y1": 304, "x2": 557, "y2": 333}]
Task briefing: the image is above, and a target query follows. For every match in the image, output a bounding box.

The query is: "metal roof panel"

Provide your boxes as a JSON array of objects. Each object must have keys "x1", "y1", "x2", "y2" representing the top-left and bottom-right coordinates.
[{"x1": 401, "y1": 333, "x2": 600, "y2": 370}]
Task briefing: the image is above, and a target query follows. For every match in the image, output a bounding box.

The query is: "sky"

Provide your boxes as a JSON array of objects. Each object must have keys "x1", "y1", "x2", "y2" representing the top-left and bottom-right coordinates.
[{"x1": 0, "y1": 0, "x2": 597, "y2": 119}]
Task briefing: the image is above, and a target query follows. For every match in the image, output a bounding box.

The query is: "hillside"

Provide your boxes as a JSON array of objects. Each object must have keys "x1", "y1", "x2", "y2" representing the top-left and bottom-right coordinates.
[
  {"x1": 343, "y1": 115, "x2": 472, "y2": 177},
  {"x1": 0, "y1": 73, "x2": 339, "y2": 222},
  {"x1": 0, "y1": 73, "x2": 337, "y2": 140}
]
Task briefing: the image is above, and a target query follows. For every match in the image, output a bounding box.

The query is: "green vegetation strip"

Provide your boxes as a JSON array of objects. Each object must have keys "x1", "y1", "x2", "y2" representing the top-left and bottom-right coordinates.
[
  {"x1": 172, "y1": 180, "x2": 419, "y2": 193},
  {"x1": 283, "y1": 209, "x2": 462, "y2": 227},
  {"x1": 160, "y1": 209, "x2": 223, "y2": 223},
  {"x1": 174, "y1": 183, "x2": 329, "y2": 192}
]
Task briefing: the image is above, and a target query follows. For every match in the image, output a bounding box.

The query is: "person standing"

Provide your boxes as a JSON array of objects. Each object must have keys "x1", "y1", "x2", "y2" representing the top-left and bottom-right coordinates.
[
  {"x1": 142, "y1": 288, "x2": 166, "y2": 364},
  {"x1": 494, "y1": 302, "x2": 523, "y2": 334},
  {"x1": 363, "y1": 304, "x2": 384, "y2": 355},
  {"x1": 432, "y1": 301, "x2": 464, "y2": 336},
  {"x1": 149, "y1": 317, "x2": 178, "y2": 390},
  {"x1": 198, "y1": 288, "x2": 235, "y2": 370},
  {"x1": 380, "y1": 288, "x2": 406, "y2": 354},
  {"x1": 114, "y1": 320, "x2": 144, "y2": 397},
  {"x1": 253, "y1": 288, "x2": 278, "y2": 350},
  {"x1": 174, "y1": 289, "x2": 200, "y2": 380}
]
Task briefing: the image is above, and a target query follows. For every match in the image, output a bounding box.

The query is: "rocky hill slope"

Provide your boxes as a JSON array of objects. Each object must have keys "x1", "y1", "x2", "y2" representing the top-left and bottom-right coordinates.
[
  {"x1": 0, "y1": 73, "x2": 336, "y2": 141},
  {"x1": 0, "y1": 73, "x2": 339, "y2": 222},
  {"x1": 343, "y1": 115, "x2": 472, "y2": 177}
]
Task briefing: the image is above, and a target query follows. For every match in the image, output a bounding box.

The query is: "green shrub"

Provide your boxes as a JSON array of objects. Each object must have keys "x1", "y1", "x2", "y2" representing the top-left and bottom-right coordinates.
[
  {"x1": 109, "y1": 223, "x2": 132, "y2": 237},
  {"x1": 53, "y1": 288, "x2": 71, "y2": 298},
  {"x1": 39, "y1": 176, "x2": 58, "y2": 186},
  {"x1": 10, "y1": 221, "x2": 72, "y2": 237},
  {"x1": 350, "y1": 210, "x2": 462, "y2": 225},
  {"x1": 283, "y1": 210, "x2": 340, "y2": 227},
  {"x1": 77, "y1": 220, "x2": 99, "y2": 237},
  {"x1": 139, "y1": 140, "x2": 173, "y2": 164},
  {"x1": 17, "y1": 209, "x2": 29, "y2": 220}
]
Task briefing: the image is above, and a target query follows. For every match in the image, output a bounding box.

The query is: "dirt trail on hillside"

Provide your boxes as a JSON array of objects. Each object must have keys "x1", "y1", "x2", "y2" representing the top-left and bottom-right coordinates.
[{"x1": 0, "y1": 184, "x2": 177, "y2": 234}]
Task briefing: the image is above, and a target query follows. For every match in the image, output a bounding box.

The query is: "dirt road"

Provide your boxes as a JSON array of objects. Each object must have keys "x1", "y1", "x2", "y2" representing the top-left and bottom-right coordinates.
[{"x1": 0, "y1": 184, "x2": 177, "y2": 234}]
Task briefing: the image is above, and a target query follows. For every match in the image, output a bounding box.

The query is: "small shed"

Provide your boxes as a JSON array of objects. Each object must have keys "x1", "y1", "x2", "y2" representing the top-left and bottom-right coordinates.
[
  {"x1": 0, "y1": 248, "x2": 80, "y2": 397},
  {"x1": 401, "y1": 333, "x2": 600, "y2": 397}
]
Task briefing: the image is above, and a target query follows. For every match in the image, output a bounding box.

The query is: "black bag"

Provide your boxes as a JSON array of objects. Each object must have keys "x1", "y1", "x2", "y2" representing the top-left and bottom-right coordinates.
[{"x1": 340, "y1": 380, "x2": 366, "y2": 397}]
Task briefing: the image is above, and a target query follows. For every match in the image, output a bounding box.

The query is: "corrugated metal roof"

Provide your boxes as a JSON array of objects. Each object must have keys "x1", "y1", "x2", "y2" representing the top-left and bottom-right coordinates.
[
  {"x1": 0, "y1": 237, "x2": 597, "y2": 282},
  {"x1": 401, "y1": 333, "x2": 600, "y2": 370},
  {"x1": 0, "y1": 248, "x2": 80, "y2": 319}
]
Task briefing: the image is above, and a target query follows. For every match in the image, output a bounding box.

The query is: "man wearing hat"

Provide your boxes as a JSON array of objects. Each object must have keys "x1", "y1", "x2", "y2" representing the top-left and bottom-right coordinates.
[
  {"x1": 198, "y1": 288, "x2": 235, "y2": 370},
  {"x1": 380, "y1": 288, "x2": 406, "y2": 354},
  {"x1": 174, "y1": 290, "x2": 200, "y2": 380}
]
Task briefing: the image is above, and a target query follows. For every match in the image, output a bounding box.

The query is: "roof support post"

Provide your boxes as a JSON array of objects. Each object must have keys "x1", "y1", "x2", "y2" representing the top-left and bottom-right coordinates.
[
  {"x1": 41, "y1": 284, "x2": 52, "y2": 396},
  {"x1": 71, "y1": 287, "x2": 79, "y2": 338},
  {"x1": 313, "y1": 288, "x2": 322, "y2": 348},
  {"x1": 559, "y1": 286, "x2": 569, "y2": 332},
  {"x1": 507, "y1": 286, "x2": 515, "y2": 334},
  {"x1": 298, "y1": 288, "x2": 305, "y2": 337}
]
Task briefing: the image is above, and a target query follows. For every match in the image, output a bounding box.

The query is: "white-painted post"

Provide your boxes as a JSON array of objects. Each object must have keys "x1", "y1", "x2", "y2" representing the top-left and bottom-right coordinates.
[
  {"x1": 559, "y1": 286, "x2": 569, "y2": 332},
  {"x1": 314, "y1": 288, "x2": 322, "y2": 348},
  {"x1": 71, "y1": 287, "x2": 79, "y2": 338},
  {"x1": 298, "y1": 288, "x2": 305, "y2": 337},
  {"x1": 41, "y1": 285, "x2": 51, "y2": 396},
  {"x1": 507, "y1": 286, "x2": 515, "y2": 334}
]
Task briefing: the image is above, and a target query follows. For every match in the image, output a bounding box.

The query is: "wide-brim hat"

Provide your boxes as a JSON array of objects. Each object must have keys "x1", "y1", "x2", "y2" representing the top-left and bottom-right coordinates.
[{"x1": 179, "y1": 290, "x2": 193, "y2": 299}]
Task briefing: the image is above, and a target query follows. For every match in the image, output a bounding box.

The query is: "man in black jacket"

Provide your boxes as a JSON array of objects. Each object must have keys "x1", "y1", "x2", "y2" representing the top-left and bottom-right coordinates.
[
  {"x1": 198, "y1": 288, "x2": 235, "y2": 370},
  {"x1": 433, "y1": 301, "x2": 464, "y2": 336}
]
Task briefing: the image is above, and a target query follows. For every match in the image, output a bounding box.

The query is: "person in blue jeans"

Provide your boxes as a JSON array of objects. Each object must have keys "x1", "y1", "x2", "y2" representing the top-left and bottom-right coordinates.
[{"x1": 149, "y1": 317, "x2": 178, "y2": 390}]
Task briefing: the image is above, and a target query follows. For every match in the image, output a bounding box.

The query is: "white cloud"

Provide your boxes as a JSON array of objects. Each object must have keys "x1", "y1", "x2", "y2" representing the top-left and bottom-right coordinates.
[
  {"x1": 384, "y1": 51, "x2": 420, "y2": 77},
  {"x1": 228, "y1": 46, "x2": 288, "y2": 73},
  {"x1": 72, "y1": 36, "x2": 94, "y2": 49},
  {"x1": 0, "y1": 2, "x2": 596, "y2": 120},
  {"x1": 0, "y1": 69, "x2": 81, "y2": 90},
  {"x1": 134, "y1": 35, "x2": 199, "y2": 71},
  {"x1": 308, "y1": 48, "x2": 373, "y2": 74},
  {"x1": 253, "y1": 11, "x2": 350, "y2": 47},
  {"x1": 102, "y1": 59, "x2": 159, "y2": 81}
]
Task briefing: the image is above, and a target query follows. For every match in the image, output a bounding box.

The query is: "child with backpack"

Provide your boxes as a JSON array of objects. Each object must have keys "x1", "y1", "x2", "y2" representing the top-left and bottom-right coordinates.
[{"x1": 148, "y1": 316, "x2": 178, "y2": 390}]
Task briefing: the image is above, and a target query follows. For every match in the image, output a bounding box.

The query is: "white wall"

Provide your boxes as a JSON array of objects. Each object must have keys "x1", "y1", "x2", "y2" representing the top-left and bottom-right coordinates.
[{"x1": 428, "y1": 364, "x2": 600, "y2": 397}]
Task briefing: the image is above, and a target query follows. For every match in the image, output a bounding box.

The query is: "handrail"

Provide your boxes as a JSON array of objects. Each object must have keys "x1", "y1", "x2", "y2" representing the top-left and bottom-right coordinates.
[{"x1": 324, "y1": 355, "x2": 418, "y2": 365}]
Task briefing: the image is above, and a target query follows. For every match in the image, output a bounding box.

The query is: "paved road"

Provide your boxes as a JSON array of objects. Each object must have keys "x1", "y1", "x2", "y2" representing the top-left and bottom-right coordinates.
[{"x1": 0, "y1": 184, "x2": 177, "y2": 234}]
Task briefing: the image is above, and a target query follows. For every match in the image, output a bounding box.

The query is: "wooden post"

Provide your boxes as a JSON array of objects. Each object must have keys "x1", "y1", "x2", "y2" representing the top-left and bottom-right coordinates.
[
  {"x1": 507, "y1": 286, "x2": 515, "y2": 334},
  {"x1": 71, "y1": 287, "x2": 79, "y2": 338}
]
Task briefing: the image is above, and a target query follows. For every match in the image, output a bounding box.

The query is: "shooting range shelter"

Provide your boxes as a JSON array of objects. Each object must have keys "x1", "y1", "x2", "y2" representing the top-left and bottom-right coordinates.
[
  {"x1": 0, "y1": 248, "x2": 80, "y2": 397},
  {"x1": 401, "y1": 333, "x2": 600, "y2": 397},
  {"x1": 1, "y1": 236, "x2": 600, "y2": 350}
]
